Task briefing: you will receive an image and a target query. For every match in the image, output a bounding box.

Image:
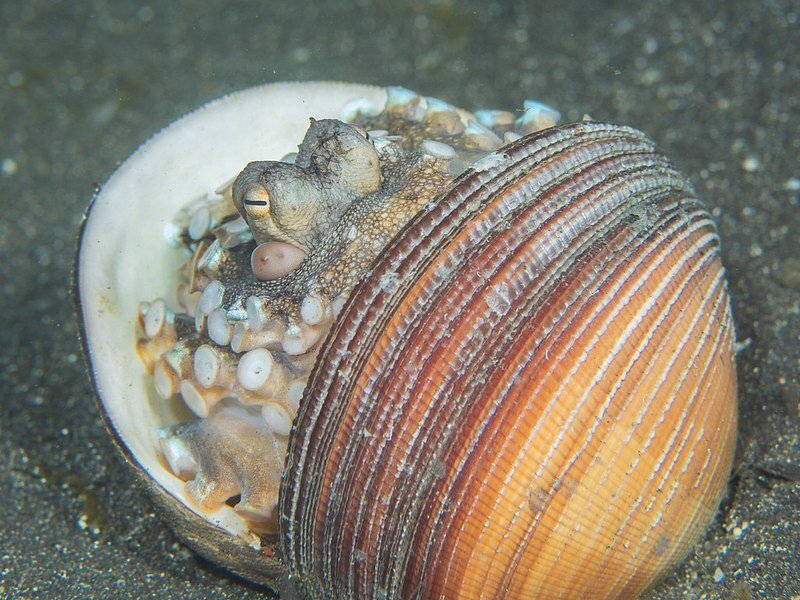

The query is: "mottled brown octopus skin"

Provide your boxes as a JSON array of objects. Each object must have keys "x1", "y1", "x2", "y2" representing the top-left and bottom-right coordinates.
[
  {"x1": 280, "y1": 122, "x2": 738, "y2": 599},
  {"x1": 220, "y1": 118, "x2": 455, "y2": 322}
]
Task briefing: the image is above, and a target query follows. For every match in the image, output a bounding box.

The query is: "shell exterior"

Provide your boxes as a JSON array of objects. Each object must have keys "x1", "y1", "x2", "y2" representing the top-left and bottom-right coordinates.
[{"x1": 281, "y1": 122, "x2": 738, "y2": 598}]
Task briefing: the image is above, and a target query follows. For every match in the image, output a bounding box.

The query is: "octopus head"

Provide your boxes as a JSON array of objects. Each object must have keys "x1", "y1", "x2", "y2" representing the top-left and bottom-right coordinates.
[
  {"x1": 233, "y1": 119, "x2": 381, "y2": 249},
  {"x1": 232, "y1": 119, "x2": 382, "y2": 281}
]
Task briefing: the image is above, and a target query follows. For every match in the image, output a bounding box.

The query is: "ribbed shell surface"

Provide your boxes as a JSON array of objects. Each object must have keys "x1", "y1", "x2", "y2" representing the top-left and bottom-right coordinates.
[{"x1": 279, "y1": 122, "x2": 738, "y2": 599}]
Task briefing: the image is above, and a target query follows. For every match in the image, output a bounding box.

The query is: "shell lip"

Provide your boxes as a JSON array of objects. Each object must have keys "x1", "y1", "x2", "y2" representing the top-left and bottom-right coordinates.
[
  {"x1": 74, "y1": 192, "x2": 127, "y2": 463},
  {"x1": 74, "y1": 191, "x2": 144, "y2": 480}
]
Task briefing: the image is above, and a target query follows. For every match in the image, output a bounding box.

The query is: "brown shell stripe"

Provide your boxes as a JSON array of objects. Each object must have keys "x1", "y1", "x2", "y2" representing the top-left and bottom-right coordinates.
[{"x1": 280, "y1": 122, "x2": 735, "y2": 599}]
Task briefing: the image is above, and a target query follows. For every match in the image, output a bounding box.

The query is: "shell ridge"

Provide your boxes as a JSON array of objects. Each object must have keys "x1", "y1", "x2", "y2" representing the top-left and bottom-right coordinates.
[
  {"x1": 279, "y1": 169, "x2": 489, "y2": 587},
  {"x1": 504, "y1": 228, "x2": 725, "y2": 595},
  {"x1": 277, "y1": 122, "x2": 736, "y2": 599},
  {"x1": 286, "y1": 123, "x2": 656, "y2": 592},
  {"x1": 434, "y1": 199, "x2": 717, "y2": 594},
  {"x1": 389, "y1": 162, "x2": 693, "y2": 591},
  {"x1": 290, "y1": 124, "x2": 620, "y2": 580},
  {"x1": 374, "y1": 138, "x2": 680, "y2": 592},
  {"x1": 414, "y1": 158, "x2": 693, "y2": 593},
  {"x1": 326, "y1": 134, "x2": 670, "y2": 592},
  {"x1": 494, "y1": 218, "x2": 720, "y2": 584},
  {"x1": 601, "y1": 279, "x2": 728, "y2": 594},
  {"x1": 304, "y1": 130, "x2": 620, "y2": 584},
  {"x1": 601, "y1": 274, "x2": 735, "y2": 596}
]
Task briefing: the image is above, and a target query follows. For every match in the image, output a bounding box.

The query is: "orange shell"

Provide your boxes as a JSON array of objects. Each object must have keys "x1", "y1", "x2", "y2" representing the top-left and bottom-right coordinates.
[{"x1": 280, "y1": 122, "x2": 737, "y2": 599}]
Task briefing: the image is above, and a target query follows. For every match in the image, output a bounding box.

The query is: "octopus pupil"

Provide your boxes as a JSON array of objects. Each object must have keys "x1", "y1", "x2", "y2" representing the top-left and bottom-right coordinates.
[{"x1": 244, "y1": 199, "x2": 267, "y2": 206}]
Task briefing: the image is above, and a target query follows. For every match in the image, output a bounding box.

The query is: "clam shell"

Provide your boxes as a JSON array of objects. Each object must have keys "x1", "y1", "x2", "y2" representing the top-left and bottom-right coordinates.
[
  {"x1": 76, "y1": 82, "x2": 388, "y2": 587},
  {"x1": 77, "y1": 82, "x2": 737, "y2": 597},
  {"x1": 281, "y1": 123, "x2": 738, "y2": 598}
]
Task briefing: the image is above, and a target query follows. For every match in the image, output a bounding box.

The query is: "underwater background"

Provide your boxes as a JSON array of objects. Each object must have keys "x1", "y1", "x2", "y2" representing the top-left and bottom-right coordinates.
[{"x1": 0, "y1": 0, "x2": 797, "y2": 597}]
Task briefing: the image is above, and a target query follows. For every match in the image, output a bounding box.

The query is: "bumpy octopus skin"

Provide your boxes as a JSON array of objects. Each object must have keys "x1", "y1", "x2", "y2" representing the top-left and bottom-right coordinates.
[
  {"x1": 224, "y1": 118, "x2": 455, "y2": 321},
  {"x1": 135, "y1": 89, "x2": 560, "y2": 529}
]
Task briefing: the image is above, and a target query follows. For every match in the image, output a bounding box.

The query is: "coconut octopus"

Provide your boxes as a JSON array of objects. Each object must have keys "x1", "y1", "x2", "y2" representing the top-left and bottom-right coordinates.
[{"x1": 135, "y1": 87, "x2": 561, "y2": 531}]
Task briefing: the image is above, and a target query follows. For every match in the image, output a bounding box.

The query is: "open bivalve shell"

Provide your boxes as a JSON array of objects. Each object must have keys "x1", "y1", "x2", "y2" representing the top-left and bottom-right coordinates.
[{"x1": 76, "y1": 81, "x2": 738, "y2": 598}]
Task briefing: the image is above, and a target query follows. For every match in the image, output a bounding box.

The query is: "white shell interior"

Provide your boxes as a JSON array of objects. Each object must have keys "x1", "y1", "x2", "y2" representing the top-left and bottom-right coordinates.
[{"x1": 78, "y1": 82, "x2": 387, "y2": 544}]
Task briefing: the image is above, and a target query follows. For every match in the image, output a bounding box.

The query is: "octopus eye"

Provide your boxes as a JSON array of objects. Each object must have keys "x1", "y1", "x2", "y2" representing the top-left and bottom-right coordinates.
[
  {"x1": 242, "y1": 187, "x2": 271, "y2": 220},
  {"x1": 352, "y1": 124, "x2": 370, "y2": 140}
]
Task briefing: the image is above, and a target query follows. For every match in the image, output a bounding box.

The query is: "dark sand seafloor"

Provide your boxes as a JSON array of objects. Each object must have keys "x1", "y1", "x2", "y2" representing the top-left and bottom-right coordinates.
[{"x1": 1, "y1": 1, "x2": 797, "y2": 598}]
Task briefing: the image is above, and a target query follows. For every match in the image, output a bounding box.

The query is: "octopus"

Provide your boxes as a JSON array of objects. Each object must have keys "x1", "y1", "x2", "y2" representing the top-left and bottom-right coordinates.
[{"x1": 134, "y1": 87, "x2": 561, "y2": 532}]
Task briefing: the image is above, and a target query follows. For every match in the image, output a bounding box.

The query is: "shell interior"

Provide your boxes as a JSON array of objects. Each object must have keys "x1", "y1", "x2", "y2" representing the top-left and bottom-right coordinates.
[{"x1": 77, "y1": 82, "x2": 387, "y2": 544}]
